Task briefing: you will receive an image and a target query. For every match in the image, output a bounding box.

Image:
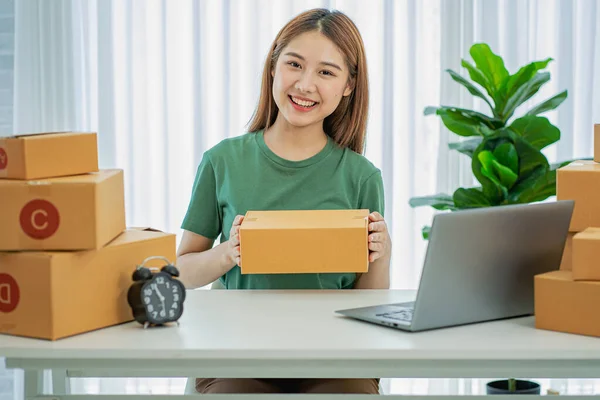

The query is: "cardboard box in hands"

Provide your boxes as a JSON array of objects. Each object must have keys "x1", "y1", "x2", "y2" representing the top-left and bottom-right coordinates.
[{"x1": 239, "y1": 209, "x2": 370, "y2": 274}]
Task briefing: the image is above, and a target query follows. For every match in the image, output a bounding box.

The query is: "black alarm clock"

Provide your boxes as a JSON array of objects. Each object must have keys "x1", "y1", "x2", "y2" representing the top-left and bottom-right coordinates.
[{"x1": 127, "y1": 256, "x2": 186, "y2": 329}]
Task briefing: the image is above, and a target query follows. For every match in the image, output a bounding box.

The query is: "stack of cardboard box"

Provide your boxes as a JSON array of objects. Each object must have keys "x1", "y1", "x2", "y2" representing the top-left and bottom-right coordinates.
[
  {"x1": 0, "y1": 132, "x2": 176, "y2": 340},
  {"x1": 535, "y1": 123, "x2": 600, "y2": 337}
]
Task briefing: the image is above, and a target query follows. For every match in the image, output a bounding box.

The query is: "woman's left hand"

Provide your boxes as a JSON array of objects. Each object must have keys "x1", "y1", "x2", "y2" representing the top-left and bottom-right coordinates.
[{"x1": 367, "y1": 212, "x2": 391, "y2": 263}]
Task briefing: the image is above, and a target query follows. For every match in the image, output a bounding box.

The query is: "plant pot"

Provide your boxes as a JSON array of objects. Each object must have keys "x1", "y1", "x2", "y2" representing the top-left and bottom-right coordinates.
[{"x1": 486, "y1": 379, "x2": 541, "y2": 395}]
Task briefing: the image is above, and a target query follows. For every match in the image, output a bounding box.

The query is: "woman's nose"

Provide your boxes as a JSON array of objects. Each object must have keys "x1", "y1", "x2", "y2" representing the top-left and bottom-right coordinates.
[{"x1": 295, "y1": 72, "x2": 316, "y2": 92}]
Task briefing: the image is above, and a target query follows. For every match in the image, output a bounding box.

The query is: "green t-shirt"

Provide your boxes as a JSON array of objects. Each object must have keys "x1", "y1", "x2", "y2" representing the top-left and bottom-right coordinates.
[{"x1": 181, "y1": 130, "x2": 385, "y2": 290}]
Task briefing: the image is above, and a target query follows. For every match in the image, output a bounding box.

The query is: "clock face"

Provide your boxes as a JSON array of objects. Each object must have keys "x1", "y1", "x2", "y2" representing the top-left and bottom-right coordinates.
[{"x1": 141, "y1": 272, "x2": 184, "y2": 324}]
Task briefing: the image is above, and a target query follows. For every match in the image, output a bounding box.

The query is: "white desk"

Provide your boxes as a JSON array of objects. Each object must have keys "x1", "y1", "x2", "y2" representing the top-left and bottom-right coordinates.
[{"x1": 1, "y1": 289, "x2": 600, "y2": 399}]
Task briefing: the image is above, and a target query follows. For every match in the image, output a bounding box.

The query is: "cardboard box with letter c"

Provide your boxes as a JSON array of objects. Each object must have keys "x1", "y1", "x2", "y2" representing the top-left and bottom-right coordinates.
[{"x1": 0, "y1": 169, "x2": 126, "y2": 251}]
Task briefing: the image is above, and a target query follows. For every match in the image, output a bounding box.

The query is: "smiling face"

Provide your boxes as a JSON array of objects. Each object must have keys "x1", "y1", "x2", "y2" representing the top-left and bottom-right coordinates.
[{"x1": 271, "y1": 30, "x2": 353, "y2": 130}]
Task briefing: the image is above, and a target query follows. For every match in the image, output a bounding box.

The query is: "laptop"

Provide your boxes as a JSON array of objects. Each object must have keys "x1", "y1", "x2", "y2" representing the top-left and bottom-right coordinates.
[{"x1": 335, "y1": 200, "x2": 574, "y2": 332}]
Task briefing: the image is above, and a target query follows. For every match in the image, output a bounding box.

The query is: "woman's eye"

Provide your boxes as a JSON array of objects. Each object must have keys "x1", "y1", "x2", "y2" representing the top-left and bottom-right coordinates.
[
  {"x1": 320, "y1": 70, "x2": 334, "y2": 76},
  {"x1": 288, "y1": 61, "x2": 300, "y2": 68}
]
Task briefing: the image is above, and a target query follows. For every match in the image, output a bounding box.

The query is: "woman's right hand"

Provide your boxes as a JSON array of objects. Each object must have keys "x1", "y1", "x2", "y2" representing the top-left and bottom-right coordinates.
[{"x1": 223, "y1": 214, "x2": 245, "y2": 268}]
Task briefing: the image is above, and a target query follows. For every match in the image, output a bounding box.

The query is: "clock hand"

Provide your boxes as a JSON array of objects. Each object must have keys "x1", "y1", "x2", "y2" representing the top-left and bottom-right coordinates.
[
  {"x1": 153, "y1": 284, "x2": 165, "y2": 301},
  {"x1": 152, "y1": 284, "x2": 167, "y2": 314}
]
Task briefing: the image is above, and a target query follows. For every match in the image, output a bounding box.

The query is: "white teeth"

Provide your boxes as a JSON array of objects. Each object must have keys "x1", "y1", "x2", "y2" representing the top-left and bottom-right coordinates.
[{"x1": 291, "y1": 96, "x2": 316, "y2": 107}]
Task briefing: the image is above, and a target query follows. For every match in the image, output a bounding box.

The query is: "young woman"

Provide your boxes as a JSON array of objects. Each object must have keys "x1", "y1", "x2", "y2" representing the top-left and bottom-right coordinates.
[{"x1": 176, "y1": 8, "x2": 391, "y2": 394}]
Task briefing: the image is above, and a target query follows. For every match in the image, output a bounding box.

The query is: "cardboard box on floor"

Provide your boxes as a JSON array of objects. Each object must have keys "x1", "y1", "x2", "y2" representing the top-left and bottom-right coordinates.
[
  {"x1": 556, "y1": 160, "x2": 600, "y2": 232},
  {"x1": 0, "y1": 169, "x2": 125, "y2": 251},
  {"x1": 572, "y1": 227, "x2": 600, "y2": 280},
  {"x1": 239, "y1": 209, "x2": 369, "y2": 274},
  {"x1": 0, "y1": 132, "x2": 99, "y2": 180},
  {"x1": 594, "y1": 124, "x2": 600, "y2": 163},
  {"x1": 535, "y1": 270, "x2": 600, "y2": 337},
  {"x1": 0, "y1": 228, "x2": 176, "y2": 340}
]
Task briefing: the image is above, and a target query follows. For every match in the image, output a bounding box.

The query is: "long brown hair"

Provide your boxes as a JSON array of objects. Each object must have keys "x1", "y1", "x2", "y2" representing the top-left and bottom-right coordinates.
[{"x1": 247, "y1": 8, "x2": 369, "y2": 154}]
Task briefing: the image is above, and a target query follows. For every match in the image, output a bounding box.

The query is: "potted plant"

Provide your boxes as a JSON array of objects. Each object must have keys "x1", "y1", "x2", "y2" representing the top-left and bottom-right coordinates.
[
  {"x1": 409, "y1": 42, "x2": 584, "y2": 240},
  {"x1": 486, "y1": 378, "x2": 541, "y2": 395},
  {"x1": 410, "y1": 43, "x2": 578, "y2": 394}
]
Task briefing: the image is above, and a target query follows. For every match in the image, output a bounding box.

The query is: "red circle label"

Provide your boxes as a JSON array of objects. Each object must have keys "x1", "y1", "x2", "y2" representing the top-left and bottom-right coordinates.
[
  {"x1": 0, "y1": 273, "x2": 20, "y2": 313},
  {"x1": 0, "y1": 147, "x2": 7, "y2": 170},
  {"x1": 19, "y1": 199, "x2": 60, "y2": 239}
]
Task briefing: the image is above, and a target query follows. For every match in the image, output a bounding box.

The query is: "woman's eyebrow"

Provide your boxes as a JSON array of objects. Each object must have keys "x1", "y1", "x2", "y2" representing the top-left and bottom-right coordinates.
[{"x1": 284, "y1": 51, "x2": 343, "y2": 71}]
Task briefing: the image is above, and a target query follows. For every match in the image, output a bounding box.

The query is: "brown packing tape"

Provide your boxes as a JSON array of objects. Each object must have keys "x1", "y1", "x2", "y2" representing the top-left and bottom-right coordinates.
[
  {"x1": 27, "y1": 180, "x2": 53, "y2": 196},
  {"x1": 128, "y1": 227, "x2": 165, "y2": 233},
  {"x1": 11, "y1": 131, "x2": 88, "y2": 139}
]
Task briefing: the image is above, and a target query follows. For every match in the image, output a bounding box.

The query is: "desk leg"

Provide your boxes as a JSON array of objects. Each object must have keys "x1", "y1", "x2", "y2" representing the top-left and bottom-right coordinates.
[
  {"x1": 23, "y1": 370, "x2": 44, "y2": 399},
  {"x1": 51, "y1": 369, "x2": 71, "y2": 395}
]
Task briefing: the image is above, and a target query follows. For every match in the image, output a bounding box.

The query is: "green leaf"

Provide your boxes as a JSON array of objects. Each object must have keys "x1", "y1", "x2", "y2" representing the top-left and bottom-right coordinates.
[
  {"x1": 449, "y1": 137, "x2": 483, "y2": 158},
  {"x1": 504, "y1": 58, "x2": 552, "y2": 102},
  {"x1": 428, "y1": 107, "x2": 498, "y2": 137},
  {"x1": 440, "y1": 113, "x2": 490, "y2": 137},
  {"x1": 509, "y1": 130, "x2": 550, "y2": 178},
  {"x1": 453, "y1": 187, "x2": 493, "y2": 208},
  {"x1": 446, "y1": 69, "x2": 494, "y2": 112},
  {"x1": 480, "y1": 129, "x2": 549, "y2": 183},
  {"x1": 550, "y1": 160, "x2": 574, "y2": 170},
  {"x1": 425, "y1": 106, "x2": 502, "y2": 129},
  {"x1": 478, "y1": 150, "x2": 510, "y2": 199},
  {"x1": 507, "y1": 165, "x2": 555, "y2": 204},
  {"x1": 499, "y1": 58, "x2": 552, "y2": 119},
  {"x1": 408, "y1": 194, "x2": 457, "y2": 210},
  {"x1": 461, "y1": 60, "x2": 495, "y2": 103},
  {"x1": 494, "y1": 161, "x2": 519, "y2": 189},
  {"x1": 478, "y1": 150, "x2": 519, "y2": 190},
  {"x1": 525, "y1": 90, "x2": 568, "y2": 116},
  {"x1": 492, "y1": 142, "x2": 519, "y2": 175},
  {"x1": 424, "y1": 106, "x2": 438, "y2": 115},
  {"x1": 469, "y1": 43, "x2": 510, "y2": 105},
  {"x1": 520, "y1": 73, "x2": 552, "y2": 104},
  {"x1": 517, "y1": 157, "x2": 597, "y2": 203},
  {"x1": 471, "y1": 129, "x2": 549, "y2": 203},
  {"x1": 421, "y1": 225, "x2": 431, "y2": 240},
  {"x1": 501, "y1": 72, "x2": 551, "y2": 122},
  {"x1": 510, "y1": 116, "x2": 560, "y2": 150}
]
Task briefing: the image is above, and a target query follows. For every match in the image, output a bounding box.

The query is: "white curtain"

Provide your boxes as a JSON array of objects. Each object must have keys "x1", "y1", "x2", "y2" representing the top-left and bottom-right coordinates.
[
  {"x1": 6, "y1": 0, "x2": 600, "y2": 397},
  {"x1": 13, "y1": 0, "x2": 443, "y2": 292}
]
